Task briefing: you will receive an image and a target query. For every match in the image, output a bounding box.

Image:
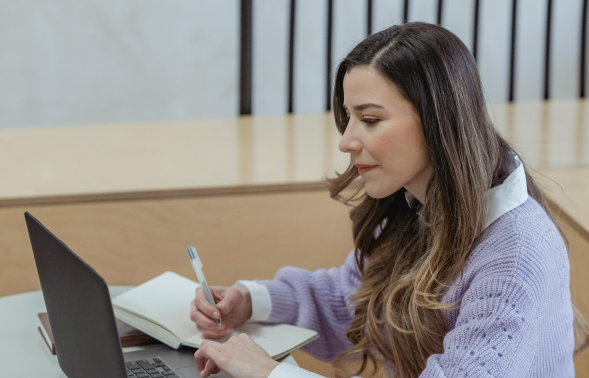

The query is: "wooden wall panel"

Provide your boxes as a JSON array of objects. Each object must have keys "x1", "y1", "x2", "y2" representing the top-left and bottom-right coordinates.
[{"x1": 0, "y1": 190, "x2": 354, "y2": 297}]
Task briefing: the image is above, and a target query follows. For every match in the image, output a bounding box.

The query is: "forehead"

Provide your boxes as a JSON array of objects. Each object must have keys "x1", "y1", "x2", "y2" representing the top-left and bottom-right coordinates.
[{"x1": 342, "y1": 66, "x2": 402, "y2": 108}]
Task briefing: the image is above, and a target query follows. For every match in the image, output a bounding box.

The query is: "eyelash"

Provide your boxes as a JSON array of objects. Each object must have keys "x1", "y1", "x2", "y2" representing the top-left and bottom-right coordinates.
[
  {"x1": 361, "y1": 118, "x2": 379, "y2": 125},
  {"x1": 344, "y1": 114, "x2": 379, "y2": 126}
]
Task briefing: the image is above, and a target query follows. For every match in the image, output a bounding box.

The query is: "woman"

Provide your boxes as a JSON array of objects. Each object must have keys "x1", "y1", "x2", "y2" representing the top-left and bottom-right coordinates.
[{"x1": 190, "y1": 23, "x2": 587, "y2": 378}]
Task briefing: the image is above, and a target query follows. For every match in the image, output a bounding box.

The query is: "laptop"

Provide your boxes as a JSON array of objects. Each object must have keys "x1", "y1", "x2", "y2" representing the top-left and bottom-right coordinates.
[{"x1": 25, "y1": 211, "x2": 228, "y2": 378}]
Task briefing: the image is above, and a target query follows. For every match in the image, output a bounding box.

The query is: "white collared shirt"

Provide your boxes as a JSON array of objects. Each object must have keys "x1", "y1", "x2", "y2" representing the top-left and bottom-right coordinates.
[{"x1": 237, "y1": 153, "x2": 529, "y2": 378}]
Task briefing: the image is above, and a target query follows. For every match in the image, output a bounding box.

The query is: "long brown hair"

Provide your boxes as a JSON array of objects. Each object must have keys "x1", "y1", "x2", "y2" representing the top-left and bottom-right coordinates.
[{"x1": 329, "y1": 22, "x2": 588, "y2": 377}]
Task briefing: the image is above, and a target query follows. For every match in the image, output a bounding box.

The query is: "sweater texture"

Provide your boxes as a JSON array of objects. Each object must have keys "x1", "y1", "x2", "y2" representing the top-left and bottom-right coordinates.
[{"x1": 258, "y1": 197, "x2": 575, "y2": 377}]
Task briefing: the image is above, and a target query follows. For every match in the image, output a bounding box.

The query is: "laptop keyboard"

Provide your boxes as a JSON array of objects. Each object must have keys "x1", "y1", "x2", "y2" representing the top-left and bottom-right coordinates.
[{"x1": 126, "y1": 357, "x2": 178, "y2": 378}]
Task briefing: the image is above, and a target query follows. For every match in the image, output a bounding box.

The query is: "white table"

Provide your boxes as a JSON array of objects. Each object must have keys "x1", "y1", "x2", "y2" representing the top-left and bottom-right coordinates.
[{"x1": 0, "y1": 286, "x2": 298, "y2": 376}]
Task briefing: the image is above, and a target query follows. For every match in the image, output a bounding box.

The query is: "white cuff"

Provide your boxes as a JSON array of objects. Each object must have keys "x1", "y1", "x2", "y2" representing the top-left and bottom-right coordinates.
[
  {"x1": 234, "y1": 280, "x2": 272, "y2": 322},
  {"x1": 268, "y1": 362, "x2": 325, "y2": 378}
]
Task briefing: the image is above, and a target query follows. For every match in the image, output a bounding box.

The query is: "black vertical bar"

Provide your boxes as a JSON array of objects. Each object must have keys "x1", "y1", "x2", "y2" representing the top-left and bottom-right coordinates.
[
  {"x1": 437, "y1": 0, "x2": 444, "y2": 25},
  {"x1": 581, "y1": 0, "x2": 588, "y2": 98},
  {"x1": 240, "y1": 0, "x2": 253, "y2": 115},
  {"x1": 508, "y1": 0, "x2": 518, "y2": 102},
  {"x1": 326, "y1": 0, "x2": 333, "y2": 112},
  {"x1": 544, "y1": 0, "x2": 553, "y2": 100},
  {"x1": 288, "y1": 0, "x2": 296, "y2": 113},
  {"x1": 472, "y1": 0, "x2": 481, "y2": 61},
  {"x1": 403, "y1": 0, "x2": 409, "y2": 23},
  {"x1": 367, "y1": 0, "x2": 373, "y2": 36}
]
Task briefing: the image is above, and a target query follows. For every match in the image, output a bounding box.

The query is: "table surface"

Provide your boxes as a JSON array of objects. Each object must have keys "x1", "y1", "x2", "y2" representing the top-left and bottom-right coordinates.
[
  {"x1": 0, "y1": 113, "x2": 347, "y2": 204},
  {"x1": 489, "y1": 100, "x2": 589, "y2": 237},
  {"x1": 1, "y1": 99, "x2": 587, "y2": 232},
  {"x1": 0, "y1": 286, "x2": 297, "y2": 376}
]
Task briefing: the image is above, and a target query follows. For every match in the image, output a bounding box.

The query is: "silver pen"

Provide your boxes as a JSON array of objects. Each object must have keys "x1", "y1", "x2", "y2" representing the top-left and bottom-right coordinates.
[{"x1": 186, "y1": 246, "x2": 222, "y2": 327}]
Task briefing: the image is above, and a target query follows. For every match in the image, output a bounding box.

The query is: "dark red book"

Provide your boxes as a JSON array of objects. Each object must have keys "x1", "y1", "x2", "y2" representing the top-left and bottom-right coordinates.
[{"x1": 37, "y1": 312, "x2": 158, "y2": 355}]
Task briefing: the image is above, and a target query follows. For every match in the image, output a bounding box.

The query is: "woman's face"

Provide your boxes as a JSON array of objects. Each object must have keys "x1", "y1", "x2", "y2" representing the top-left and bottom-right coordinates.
[{"x1": 339, "y1": 65, "x2": 433, "y2": 201}]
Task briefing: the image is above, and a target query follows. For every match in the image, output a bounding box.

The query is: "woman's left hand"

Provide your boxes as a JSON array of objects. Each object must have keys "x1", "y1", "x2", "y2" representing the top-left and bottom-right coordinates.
[{"x1": 194, "y1": 333, "x2": 280, "y2": 378}]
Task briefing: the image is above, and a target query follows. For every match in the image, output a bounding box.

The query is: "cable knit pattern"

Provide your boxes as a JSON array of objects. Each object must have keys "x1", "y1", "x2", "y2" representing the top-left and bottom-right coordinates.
[{"x1": 258, "y1": 198, "x2": 575, "y2": 377}]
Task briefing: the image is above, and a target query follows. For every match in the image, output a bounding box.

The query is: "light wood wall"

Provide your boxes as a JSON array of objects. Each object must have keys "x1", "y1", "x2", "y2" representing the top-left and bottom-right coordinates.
[
  {"x1": 1, "y1": 190, "x2": 588, "y2": 376},
  {"x1": 0, "y1": 189, "x2": 353, "y2": 376}
]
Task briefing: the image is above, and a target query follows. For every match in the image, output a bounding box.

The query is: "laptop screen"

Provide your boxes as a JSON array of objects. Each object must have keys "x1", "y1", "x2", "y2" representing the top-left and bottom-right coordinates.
[{"x1": 25, "y1": 212, "x2": 127, "y2": 378}]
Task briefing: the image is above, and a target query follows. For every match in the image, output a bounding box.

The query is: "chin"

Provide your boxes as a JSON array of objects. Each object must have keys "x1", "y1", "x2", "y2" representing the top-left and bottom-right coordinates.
[{"x1": 364, "y1": 183, "x2": 398, "y2": 199}]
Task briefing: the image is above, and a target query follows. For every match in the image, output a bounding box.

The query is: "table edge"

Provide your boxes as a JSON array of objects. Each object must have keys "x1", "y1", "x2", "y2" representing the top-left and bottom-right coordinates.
[{"x1": 0, "y1": 182, "x2": 329, "y2": 208}]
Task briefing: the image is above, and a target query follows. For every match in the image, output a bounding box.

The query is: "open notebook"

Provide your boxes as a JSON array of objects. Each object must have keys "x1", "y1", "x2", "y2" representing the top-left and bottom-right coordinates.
[{"x1": 112, "y1": 272, "x2": 318, "y2": 360}]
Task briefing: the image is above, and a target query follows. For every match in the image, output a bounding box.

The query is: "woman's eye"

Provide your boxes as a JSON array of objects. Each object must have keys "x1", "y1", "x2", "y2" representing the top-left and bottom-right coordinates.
[{"x1": 361, "y1": 118, "x2": 379, "y2": 125}]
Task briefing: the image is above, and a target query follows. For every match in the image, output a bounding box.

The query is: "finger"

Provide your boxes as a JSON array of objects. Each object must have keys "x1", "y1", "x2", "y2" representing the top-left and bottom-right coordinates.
[
  {"x1": 202, "y1": 358, "x2": 219, "y2": 378},
  {"x1": 194, "y1": 349, "x2": 206, "y2": 371},
  {"x1": 190, "y1": 300, "x2": 208, "y2": 325},
  {"x1": 197, "y1": 324, "x2": 234, "y2": 339},
  {"x1": 195, "y1": 296, "x2": 222, "y2": 322},
  {"x1": 195, "y1": 288, "x2": 221, "y2": 320},
  {"x1": 215, "y1": 287, "x2": 242, "y2": 314},
  {"x1": 225, "y1": 335, "x2": 241, "y2": 347},
  {"x1": 194, "y1": 340, "x2": 221, "y2": 363},
  {"x1": 189, "y1": 301, "x2": 197, "y2": 323},
  {"x1": 210, "y1": 286, "x2": 226, "y2": 302},
  {"x1": 194, "y1": 309, "x2": 224, "y2": 330},
  {"x1": 194, "y1": 342, "x2": 226, "y2": 376}
]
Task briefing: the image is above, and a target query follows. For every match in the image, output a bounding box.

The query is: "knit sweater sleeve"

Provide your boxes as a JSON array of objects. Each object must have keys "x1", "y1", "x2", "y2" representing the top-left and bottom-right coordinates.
[
  {"x1": 255, "y1": 250, "x2": 360, "y2": 362},
  {"x1": 419, "y1": 275, "x2": 539, "y2": 377}
]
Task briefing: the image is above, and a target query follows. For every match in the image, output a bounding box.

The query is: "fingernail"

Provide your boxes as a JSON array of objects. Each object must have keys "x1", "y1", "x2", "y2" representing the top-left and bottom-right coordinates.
[
  {"x1": 217, "y1": 304, "x2": 226, "y2": 310},
  {"x1": 226, "y1": 328, "x2": 233, "y2": 334},
  {"x1": 212, "y1": 311, "x2": 220, "y2": 319}
]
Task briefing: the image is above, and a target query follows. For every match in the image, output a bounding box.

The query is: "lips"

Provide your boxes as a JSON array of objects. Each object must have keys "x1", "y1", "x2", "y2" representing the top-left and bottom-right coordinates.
[{"x1": 354, "y1": 164, "x2": 377, "y2": 175}]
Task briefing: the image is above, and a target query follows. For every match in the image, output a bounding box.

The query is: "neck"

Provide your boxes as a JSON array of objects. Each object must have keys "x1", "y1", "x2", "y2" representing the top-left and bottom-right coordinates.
[{"x1": 404, "y1": 164, "x2": 433, "y2": 204}]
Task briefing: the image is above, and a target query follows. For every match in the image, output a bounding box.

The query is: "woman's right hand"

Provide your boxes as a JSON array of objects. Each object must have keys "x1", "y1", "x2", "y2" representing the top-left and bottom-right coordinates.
[{"x1": 190, "y1": 285, "x2": 252, "y2": 339}]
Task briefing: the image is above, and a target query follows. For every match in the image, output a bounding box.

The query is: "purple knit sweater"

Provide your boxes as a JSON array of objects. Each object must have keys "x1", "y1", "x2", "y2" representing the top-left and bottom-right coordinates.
[{"x1": 257, "y1": 198, "x2": 575, "y2": 377}]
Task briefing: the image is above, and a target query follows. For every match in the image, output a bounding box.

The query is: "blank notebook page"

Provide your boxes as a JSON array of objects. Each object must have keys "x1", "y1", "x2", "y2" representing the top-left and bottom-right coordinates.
[{"x1": 112, "y1": 271, "x2": 200, "y2": 342}]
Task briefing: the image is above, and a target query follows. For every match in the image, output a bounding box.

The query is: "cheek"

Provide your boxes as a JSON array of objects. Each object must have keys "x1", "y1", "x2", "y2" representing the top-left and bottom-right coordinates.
[
  {"x1": 372, "y1": 123, "x2": 427, "y2": 168},
  {"x1": 363, "y1": 121, "x2": 430, "y2": 198}
]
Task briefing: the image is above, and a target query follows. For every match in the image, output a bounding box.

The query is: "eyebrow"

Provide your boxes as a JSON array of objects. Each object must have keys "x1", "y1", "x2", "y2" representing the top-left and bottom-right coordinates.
[{"x1": 343, "y1": 103, "x2": 385, "y2": 112}]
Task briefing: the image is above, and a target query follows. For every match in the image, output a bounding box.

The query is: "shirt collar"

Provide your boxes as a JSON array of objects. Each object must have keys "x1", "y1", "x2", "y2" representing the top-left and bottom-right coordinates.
[
  {"x1": 483, "y1": 153, "x2": 528, "y2": 230},
  {"x1": 404, "y1": 153, "x2": 529, "y2": 230}
]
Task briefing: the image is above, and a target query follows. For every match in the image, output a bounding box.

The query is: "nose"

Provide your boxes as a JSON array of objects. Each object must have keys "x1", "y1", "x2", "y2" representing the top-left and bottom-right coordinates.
[{"x1": 338, "y1": 121, "x2": 362, "y2": 154}]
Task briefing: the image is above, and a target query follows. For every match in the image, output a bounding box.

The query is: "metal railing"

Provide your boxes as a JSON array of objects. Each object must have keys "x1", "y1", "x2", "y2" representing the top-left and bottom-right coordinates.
[{"x1": 238, "y1": 0, "x2": 589, "y2": 115}]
